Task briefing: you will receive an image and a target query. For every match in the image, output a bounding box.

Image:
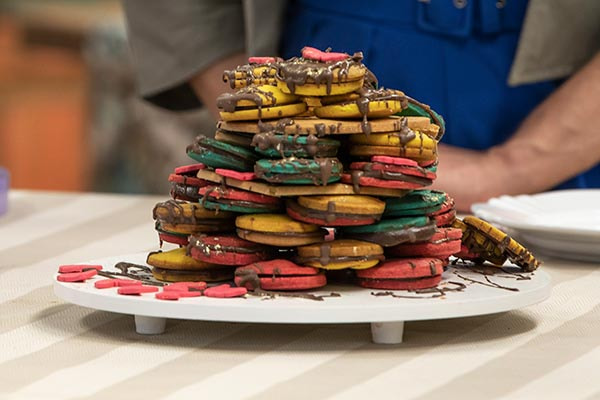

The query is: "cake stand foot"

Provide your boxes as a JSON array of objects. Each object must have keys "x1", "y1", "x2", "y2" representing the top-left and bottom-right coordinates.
[
  {"x1": 134, "y1": 315, "x2": 166, "y2": 335},
  {"x1": 371, "y1": 321, "x2": 404, "y2": 344}
]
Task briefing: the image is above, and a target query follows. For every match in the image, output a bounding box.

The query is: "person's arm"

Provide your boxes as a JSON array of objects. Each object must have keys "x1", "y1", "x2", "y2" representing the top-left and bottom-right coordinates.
[
  {"x1": 122, "y1": 0, "x2": 245, "y2": 111},
  {"x1": 189, "y1": 51, "x2": 247, "y2": 119},
  {"x1": 434, "y1": 51, "x2": 600, "y2": 212}
]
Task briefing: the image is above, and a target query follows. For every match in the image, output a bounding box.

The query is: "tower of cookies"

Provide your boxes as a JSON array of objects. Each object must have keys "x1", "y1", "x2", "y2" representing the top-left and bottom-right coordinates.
[{"x1": 147, "y1": 46, "x2": 538, "y2": 293}]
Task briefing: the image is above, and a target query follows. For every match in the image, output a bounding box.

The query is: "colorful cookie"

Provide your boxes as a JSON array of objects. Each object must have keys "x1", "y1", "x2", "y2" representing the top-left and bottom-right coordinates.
[
  {"x1": 314, "y1": 88, "x2": 407, "y2": 119},
  {"x1": 462, "y1": 216, "x2": 540, "y2": 271},
  {"x1": 147, "y1": 248, "x2": 233, "y2": 283},
  {"x1": 252, "y1": 131, "x2": 340, "y2": 158},
  {"x1": 429, "y1": 196, "x2": 457, "y2": 227},
  {"x1": 236, "y1": 213, "x2": 326, "y2": 246},
  {"x1": 383, "y1": 190, "x2": 447, "y2": 217},
  {"x1": 214, "y1": 129, "x2": 255, "y2": 148},
  {"x1": 217, "y1": 85, "x2": 307, "y2": 121},
  {"x1": 187, "y1": 234, "x2": 272, "y2": 265},
  {"x1": 339, "y1": 216, "x2": 437, "y2": 247},
  {"x1": 168, "y1": 163, "x2": 208, "y2": 202},
  {"x1": 222, "y1": 57, "x2": 279, "y2": 89},
  {"x1": 341, "y1": 157, "x2": 436, "y2": 191},
  {"x1": 355, "y1": 257, "x2": 444, "y2": 290},
  {"x1": 153, "y1": 200, "x2": 235, "y2": 235},
  {"x1": 254, "y1": 157, "x2": 342, "y2": 185},
  {"x1": 276, "y1": 48, "x2": 367, "y2": 96},
  {"x1": 397, "y1": 96, "x2": 446, "y2": 141},
  {"x1": 155, "y1": 222, "x2": 189, "y2": 246},
  {"x1": 198, "y1": 185, "x2": 282, "y2": 213},
  {"x1": 296, "y1": 239, "x2": 384, "y2": 270},
  {"x1": 386, "y1": 227, "x2": 462, "y2": 259},
  {"x1": 234, "y1": 259, "x2": 326, "y2": 290},
  {"x1": 187, "y1": 135, "x2": 258, "y2": 171},
  {"x1": 286, "y1": 195, "x2": 385, "y2": 226},
  {"x1": 349, "y1": 130, "x2": 438, "y2": 162}
]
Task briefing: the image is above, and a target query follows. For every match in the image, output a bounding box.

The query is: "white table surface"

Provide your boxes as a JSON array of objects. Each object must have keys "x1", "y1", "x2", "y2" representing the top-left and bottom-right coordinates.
[{"x1": 1, "y1": 190, "x2": 599, "y2": 400}]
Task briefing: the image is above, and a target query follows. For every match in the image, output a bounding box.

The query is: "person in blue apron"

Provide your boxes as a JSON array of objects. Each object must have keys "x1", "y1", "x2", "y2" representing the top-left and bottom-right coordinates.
[{"x1": 122, "y1": 0, "x2": 600, "y2": 210}]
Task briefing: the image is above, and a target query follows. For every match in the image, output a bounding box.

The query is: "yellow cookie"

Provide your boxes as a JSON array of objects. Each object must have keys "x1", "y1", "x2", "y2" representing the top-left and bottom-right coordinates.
[
  {"x1": 158, "y1": 221, "x2": 233, "y2": 234},
  {"x1": 220, "y1": 103, "x2": 308, "y2": 122},
  {"x1": 296, "y1": 239, "x2": 384, "y2": 270},
  {"x1": 298, "y1": 195, "x2": 385, "y2": 215},
  {"x1": 462, "y1": 216, "x2": 540, "y2": 271},
  {"x1": 236, "y1": 213, "x2": 325, "y2": 246},
  {"x1": 223, "y1": 65, "x2": 278, "y2": 89},
  {"x1": 153, "y1": 200, "x2": 234, "y2": 222},
  {"x1": 314, "y1": 99, "x2": 404, "y2": 119},
  {"x1": 217, "y1": 85, "x2": 299, "y2": 109},
  {"x1": 349, "y1": 131, "x2": 438, "y2": 162},
  {"x1": 276, "y1": 78, "x2": 365, "y2": 96},
  {"x1": 146, "y1": 248, "x2": 216, "y2": 270}
]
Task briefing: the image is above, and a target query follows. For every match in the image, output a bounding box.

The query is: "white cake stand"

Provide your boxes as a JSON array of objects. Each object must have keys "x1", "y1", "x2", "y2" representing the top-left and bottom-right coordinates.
[{"x1": 53, "y1": 253, "x2": 551, "y2": 344}]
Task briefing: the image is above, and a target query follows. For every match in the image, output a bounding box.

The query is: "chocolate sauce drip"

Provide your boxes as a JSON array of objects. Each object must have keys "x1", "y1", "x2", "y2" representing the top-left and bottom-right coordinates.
[
  {"x1": 276, "y1": 52, "x2": 365, "y2": 95},
  {"x1": 216, "y1": 86, "x2": 277, "y2": 119},
  {"x1": 406, "y1": 96, "x2": 445, "y2": 138},
  {"x1": 222, "y1": 62, "x2": 278, "y2": 89}
]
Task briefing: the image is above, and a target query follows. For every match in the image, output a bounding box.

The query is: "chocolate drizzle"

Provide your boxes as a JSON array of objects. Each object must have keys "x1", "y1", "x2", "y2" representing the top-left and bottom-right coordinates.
[
  {"x1": 276, "y1": 52, "x2": 365, "y2": 95},
  {"x1": 216, "y1": 86, "x2": 277, "y2": 118}
]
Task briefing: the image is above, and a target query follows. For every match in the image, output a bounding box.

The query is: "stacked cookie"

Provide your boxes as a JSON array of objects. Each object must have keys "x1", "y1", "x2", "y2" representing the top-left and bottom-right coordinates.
[{"x1": 147, "y1": 46, "x2": 537, "y2": 292}]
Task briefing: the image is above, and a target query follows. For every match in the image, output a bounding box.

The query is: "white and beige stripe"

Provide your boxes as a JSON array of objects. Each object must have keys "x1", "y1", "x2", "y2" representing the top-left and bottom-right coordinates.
[{"x1": 1, "y1": 190, "x2": 599, "y2": 400}]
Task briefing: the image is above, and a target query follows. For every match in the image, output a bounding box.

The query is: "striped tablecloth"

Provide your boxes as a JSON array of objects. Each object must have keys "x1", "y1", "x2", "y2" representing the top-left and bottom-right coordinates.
[{"x1": 1, "y1": 190, "x2": 599, "y2": 400}]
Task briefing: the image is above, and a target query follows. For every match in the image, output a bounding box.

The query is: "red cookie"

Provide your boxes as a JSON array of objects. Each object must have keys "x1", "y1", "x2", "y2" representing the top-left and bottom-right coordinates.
[
  {"x1": 170, "y1": 164, "x2": 209, "y2": 202},
  {"x1": 429, "y1": 196, "x2": 456, "y2": 227},
  {"x1": 204, "y1": 284, "x2": 247, "y2": 298},
  {"x1": 198, "y1": 185, "x2": 282, "y2": 213},
  {"x1": 355, "y1": 257, "x2": 443, "y2": 290},
  {"x1": 187, "y1": 234, "x2": 272, "y2": 265},
  {"x1": 357, "y1": 275, "x2": 442, "y2": 290},
  {"x1": 117, "y1": 285, "x2": 159, "y2": 295},
  {"x1": 386, "y1": 228, "x2": 462, "y2": 259},
  {"x1": 58, "y1": 264, "x2": 102, "y2": 274},
  {"x1": 215, "y1": 168, "x2": 257, "y2": 181},
  {"x1": 341, "y1": 174, "x2": 424, "y2": 189},
  {"x1": 174, "y1": 163, "x2": 206, "y2": 175},
  {"x1": 235, "y1": 259, "x2": 327, "y2": 291}
]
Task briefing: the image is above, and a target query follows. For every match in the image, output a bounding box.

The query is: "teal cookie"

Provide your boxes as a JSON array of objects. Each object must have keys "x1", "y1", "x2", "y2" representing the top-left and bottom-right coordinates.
[
  {"x1": 187, "y1": 135, "x2": 258, "y2": 171},
  {"x1": 397, "y1": 96, "x2": 445, "y2": 138},
  {"x1": 252, "y1": 132, "x2": 340, "y2": 158},
  {"x1": 384, "y1": 190, "x2": 447, "y2": 217},
  {"x1": 254, "y1": 157, "x2": 342, "y2": 185},
  {"x1": 340, "y1": 216, "x2": 436, "y2": 247}
]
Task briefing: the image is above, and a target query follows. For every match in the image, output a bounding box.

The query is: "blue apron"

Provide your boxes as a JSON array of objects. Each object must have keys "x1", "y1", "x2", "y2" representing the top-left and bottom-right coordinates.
[{"x1": 280, "y1": 0, "x2": 600, "y2": 189}]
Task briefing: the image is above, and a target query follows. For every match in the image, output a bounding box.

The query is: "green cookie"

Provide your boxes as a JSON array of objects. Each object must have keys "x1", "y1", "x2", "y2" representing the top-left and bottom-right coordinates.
[
  {"x1": 254, "y1": 157, "x2": 342, "y2": 185},
  {"x1": 340, "y1": 216, "x2": 436, "y2": 247},
  {"x1": 187, "y1": 135, "x2": 258, "y2": 171},
  {"x1": 397, "y1": 96, "x2": 445, "y2": 137},
  {"x1": 253, "y1": 133, "x2": 340, "y2": 158},
  {"x1": 384, "y1": 190, "x2": 447, "y2": 217}
]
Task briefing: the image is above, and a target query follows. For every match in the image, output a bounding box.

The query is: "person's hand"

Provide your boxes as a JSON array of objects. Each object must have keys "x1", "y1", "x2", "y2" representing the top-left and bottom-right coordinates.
[{"x1": 434, "y1": 51, "x2": 600, "y2": 212}]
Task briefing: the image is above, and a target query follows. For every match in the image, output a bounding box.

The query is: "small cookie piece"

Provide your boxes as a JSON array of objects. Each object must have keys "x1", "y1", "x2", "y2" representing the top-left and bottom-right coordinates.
[
  {"x1": 252, "y1": 132, "x2": 340, "y2": 158},
  {"x1": 187, "y1": 234, "x2": 272, "y2": 265},
  {"x1": 198, "y1": 185, "x2": 282, "y2": 214},
  {"x1": 153, "y1": 200, "x2": 235, "y2": 235},
  {"x1": 254, "y1": 157, "x2": 342, "y2": 185},
  {"x1": 339, "y1": 216, "x2": 437, "y2": 247},
  {"x1": 234, "y1": 259, "x2": 326, "y2": 291},
  {"x1": 217, "y1": 85, "x2": 307, "y2": 121},
  {"x1": 462, "y1": 216, "x2": 540, "y2": 271},
  {"x1": 296, "y1": 239, "x2": 384, "y2": 270},
  {"x1": 386, "y1": 228, "x2": 462, "y2": 259},
  {"x1": 187, "y1": 135, "x2": 258, "y2": 172},
  {"x1": 342, "y1": 157, "x2": 436, "y2": 191},
  {"x1": 356, "y1": 258, "x2": 444, "y2": 290},
  {"x1": 286, "y1": 195, "x2": 385, "y2": 226},
  {"x1": 236, "y1": 213, "x2": 326, "y2": 246},
  {"x1": 349, "y1": 130, "x2": 438, "y2": 162}
]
